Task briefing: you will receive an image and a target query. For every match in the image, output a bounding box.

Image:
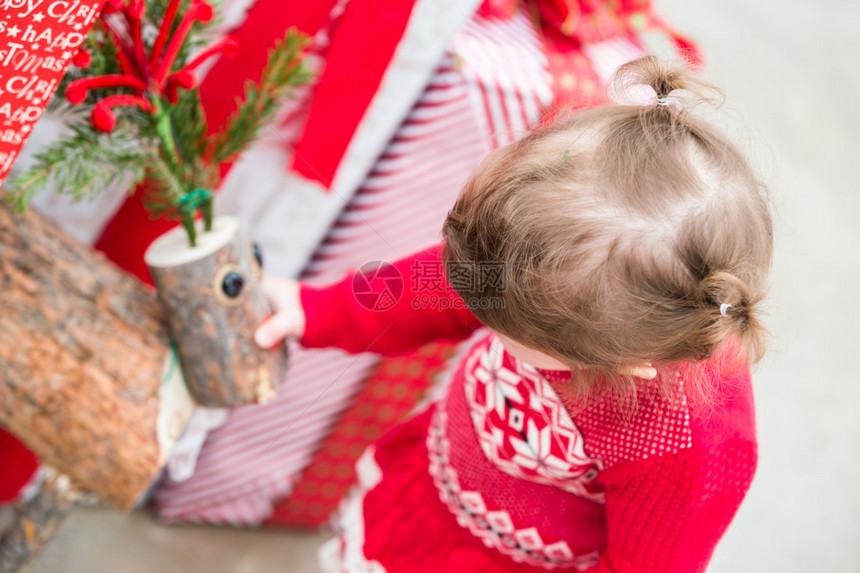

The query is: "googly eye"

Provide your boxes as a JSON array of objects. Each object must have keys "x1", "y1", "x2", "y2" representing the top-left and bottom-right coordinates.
[
  {"x1": 222, "y1": 271, "x2": 244, "y2": 298},
  {"x1": 213, "y1": 264, "x2": 246, "y2": 306}
]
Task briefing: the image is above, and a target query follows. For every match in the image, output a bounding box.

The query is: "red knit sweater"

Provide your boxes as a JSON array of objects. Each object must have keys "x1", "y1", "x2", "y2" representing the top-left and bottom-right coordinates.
[{"x1": 300, "y1": 244, "x2": 757, "y2": 572}]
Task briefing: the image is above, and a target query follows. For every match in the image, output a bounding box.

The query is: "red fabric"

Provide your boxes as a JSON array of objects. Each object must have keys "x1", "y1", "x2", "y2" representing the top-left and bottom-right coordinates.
[
  {"x1": 476, "y1": 0, "x2": 610, "y2": 114},
  {"x1": 479, "y1": 0, "x2": 702, "y2": 117},
  {"x1": 265, "y1": 341, "x2": 458, "y2": 528},
  {"x1": 300, "y1": 244, "x2": 482, "y2": 355},
  {"x1": 198, "y1": 0, "x2": 338, "y2": 139},
  {"x1": 0, "y1": 429, "x2": 38, "y2": 502},
  {"x1": 298, "y1": 245, "x2": 757, "y2": 572},
  {"x1": 269, "y1": 246, "x2": 479, "y2": 529},
  {"x1": 93, "y1": 183, "x2": 178, "y2": 284},
  {"x1": 290, "y1": 0, "x2": 420, "y2": 185},
  {"x1": 541, "y1": 40, "x2": 609, "y2": 117},
  {"x1": 361, "y1": 406, "x2": 567, "y2": 572},
  {"x1": 534, "y1": 0, "x2": 703, "y2": 68},
  {"x1": 479, "y1": 0, "x2": 702, "y2": 69}
]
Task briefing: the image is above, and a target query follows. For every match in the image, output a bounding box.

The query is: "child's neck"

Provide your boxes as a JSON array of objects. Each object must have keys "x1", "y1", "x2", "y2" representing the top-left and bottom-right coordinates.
[
  {"x1": 494, "y1": 332, "x2": 572, "y2": 371},
  {"x1": 494, "y1": 331, "x2": 658, "y2": 380}
]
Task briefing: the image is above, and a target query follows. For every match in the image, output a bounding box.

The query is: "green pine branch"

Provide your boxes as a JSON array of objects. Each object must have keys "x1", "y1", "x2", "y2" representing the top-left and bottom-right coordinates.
[
  {"x1": 167, "y1": 87, "x2": 217, "y2": 187},
  {"x1": 145, "y1": 150, "x2": 204, "y2": 244},
  {"x1": 207, "y1": 29, "x2": 311, "y2": 166},
  {"x1": 6, "y1": 120, "x2": 150, "y2": 213},
  {"x1": 10, "y1": 12, "x2": 312, "y2": 249}
]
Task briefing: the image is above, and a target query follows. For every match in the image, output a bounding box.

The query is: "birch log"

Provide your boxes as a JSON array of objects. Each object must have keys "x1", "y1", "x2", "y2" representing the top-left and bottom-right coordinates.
[
  {"x1": 145, "y1": 216, "x2": 287, "y2": 407},
  {"x1": 0, "y1": 201, "x2": 168, "y2": 510}
]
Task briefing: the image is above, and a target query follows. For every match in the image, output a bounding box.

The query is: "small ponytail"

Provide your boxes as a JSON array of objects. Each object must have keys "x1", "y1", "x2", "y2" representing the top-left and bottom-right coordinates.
[
  {"x1": 694, "y1": 271, "x2": 767, "y2": 363},
  {"x1": 608, "y1": 55, "x2": 723, "y2": 109}
]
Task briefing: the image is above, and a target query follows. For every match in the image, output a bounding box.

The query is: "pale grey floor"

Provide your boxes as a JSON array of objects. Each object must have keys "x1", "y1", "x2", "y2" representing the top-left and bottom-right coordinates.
[
  {"x1": 25, "y1": 0, "x2": 860, "y2": 571},
  {"x1": 659, "y1": 1, "x2": 860, "y2": 572},
  {"x1": 28, "y1": 509, "x2": 324, "y2": 573}
]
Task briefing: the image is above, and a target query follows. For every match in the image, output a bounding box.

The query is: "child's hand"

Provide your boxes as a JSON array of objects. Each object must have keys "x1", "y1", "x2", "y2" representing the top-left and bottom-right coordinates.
[{"x1": 254, "y1": 275, "x2": 306, "y2": 349}]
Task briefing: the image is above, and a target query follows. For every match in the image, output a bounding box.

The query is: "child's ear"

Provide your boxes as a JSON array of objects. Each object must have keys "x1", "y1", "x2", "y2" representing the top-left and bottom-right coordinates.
[{"x1": 618, "y1": 362, "x2": 657, "y2": 380}]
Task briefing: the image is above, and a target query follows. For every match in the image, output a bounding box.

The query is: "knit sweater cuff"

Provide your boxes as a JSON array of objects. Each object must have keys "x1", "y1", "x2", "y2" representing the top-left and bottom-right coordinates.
[{"x1": 299, "y1": 279, "x2": 355, "y2": 350}]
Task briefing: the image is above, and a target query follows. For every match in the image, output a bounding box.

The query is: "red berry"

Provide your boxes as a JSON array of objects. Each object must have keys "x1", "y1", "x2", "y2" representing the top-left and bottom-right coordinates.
[{"x1": 73, "y1": 50, "x2": 92, "y2": 68}]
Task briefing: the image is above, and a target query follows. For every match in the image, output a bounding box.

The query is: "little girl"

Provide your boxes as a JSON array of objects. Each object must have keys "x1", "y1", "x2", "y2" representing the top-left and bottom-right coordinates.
[{"x1": 255, "y1": 57, "x2": 773, "y2": 573}]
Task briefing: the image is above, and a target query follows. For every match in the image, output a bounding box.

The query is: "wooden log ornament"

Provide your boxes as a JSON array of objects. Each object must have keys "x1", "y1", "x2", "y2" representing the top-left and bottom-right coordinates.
[
  {"x1": 144, "y1": 216, "x2": 287, "y2": 407},
  {"x1": 0, "y1": 202, "x2": 192, "y2": 511},
  {"x1": 0, "y1": 202, "x2": 197, "y2": 569},
  {"x1": 0, "y1": 206, "x2": 283, "y2": 569}
]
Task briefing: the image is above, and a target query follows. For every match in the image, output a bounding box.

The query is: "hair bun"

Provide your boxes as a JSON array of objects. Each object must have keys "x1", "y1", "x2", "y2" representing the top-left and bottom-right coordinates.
[
  {"x1": 608, "y1": 55, "x2": 722, "y2": 108},
  {"x1": 694, "y1": 270, "x2": 767, "y2": 362},
  {"x1": 698, "y1": 271, "x2": 749, "y2": 315}
]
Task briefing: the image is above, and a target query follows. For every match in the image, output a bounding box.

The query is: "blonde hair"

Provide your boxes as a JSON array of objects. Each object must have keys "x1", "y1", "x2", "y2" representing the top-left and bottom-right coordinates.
[{"x1": 442, "y1": 57, "x2": 773, "y2": 394}]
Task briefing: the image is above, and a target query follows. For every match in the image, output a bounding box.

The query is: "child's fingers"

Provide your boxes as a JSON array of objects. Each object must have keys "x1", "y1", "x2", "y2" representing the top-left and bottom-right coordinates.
[
  {"x1": 254, "y1": 313, "x2": 293, "y2": 349},
  {"x1": 254, "y1": 275, "x2": 305, "y2": 348},
  {"x1": 260, "y1": 275, "x2": 286, "y2": 312}
]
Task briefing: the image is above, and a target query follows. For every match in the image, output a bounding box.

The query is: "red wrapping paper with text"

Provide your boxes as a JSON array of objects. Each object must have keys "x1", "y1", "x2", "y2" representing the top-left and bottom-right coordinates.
[{"x1": 0, "y1": 0, "x2": 105, "y2": 188}]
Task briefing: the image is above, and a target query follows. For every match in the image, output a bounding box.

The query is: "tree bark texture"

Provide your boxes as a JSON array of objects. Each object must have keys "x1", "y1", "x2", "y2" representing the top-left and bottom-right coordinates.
[
  {"x1": 146, "y1": 222, "x2": 287, "y2": 407},
  {"x1": 0, "y1": 469, "x2": 75, "y2": 573},
  {"x1": 0, "y1": 202, "x2": 168, "y2": 510}
]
